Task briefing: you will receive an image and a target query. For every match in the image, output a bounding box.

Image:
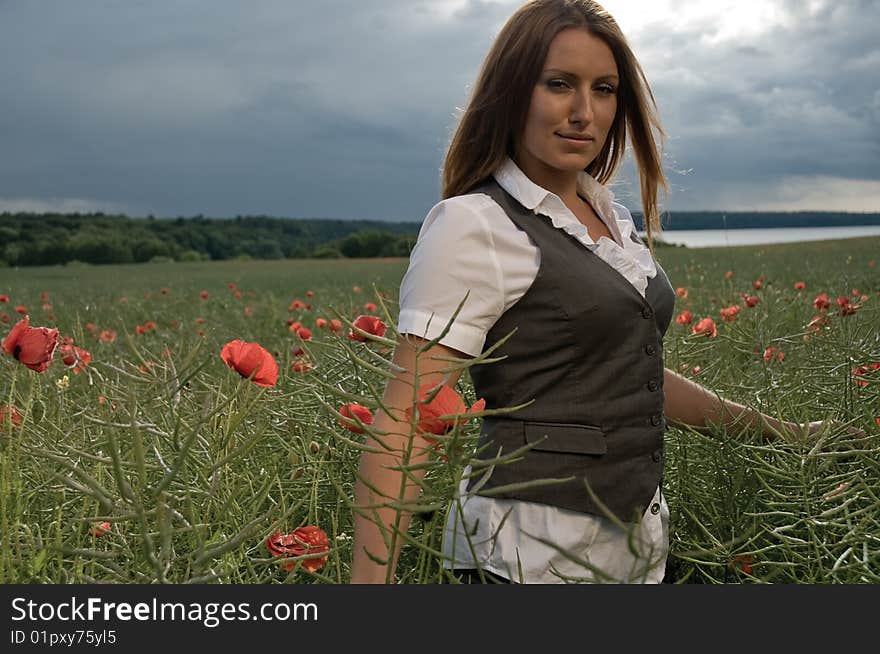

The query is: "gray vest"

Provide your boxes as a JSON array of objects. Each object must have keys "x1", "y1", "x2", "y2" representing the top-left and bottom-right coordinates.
[{"x1": 465, "y1": 179, "x2": 675, "y2": 522}]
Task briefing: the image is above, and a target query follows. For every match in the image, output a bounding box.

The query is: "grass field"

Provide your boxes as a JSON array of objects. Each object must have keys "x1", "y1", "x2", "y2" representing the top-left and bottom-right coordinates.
[{"x1": 1, "y1": 236, "x2": 878, "y2": 583}]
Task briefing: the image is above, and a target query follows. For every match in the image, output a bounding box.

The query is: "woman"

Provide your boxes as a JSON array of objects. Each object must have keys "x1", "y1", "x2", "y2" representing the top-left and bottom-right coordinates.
[{"x1": 350, "y1": 0, "x2": 835, "y2": 584}]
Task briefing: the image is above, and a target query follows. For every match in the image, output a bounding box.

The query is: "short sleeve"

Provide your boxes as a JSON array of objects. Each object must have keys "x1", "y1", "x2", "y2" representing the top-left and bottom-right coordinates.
[{"x1": 398, "y1": 194, "x2": 506, "y2": 357}]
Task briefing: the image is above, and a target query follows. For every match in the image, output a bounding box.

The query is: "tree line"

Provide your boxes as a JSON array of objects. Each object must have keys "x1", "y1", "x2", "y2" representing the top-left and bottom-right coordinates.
[{"x1": 0, "y1": 213, "x2": 420, "y2": 266}]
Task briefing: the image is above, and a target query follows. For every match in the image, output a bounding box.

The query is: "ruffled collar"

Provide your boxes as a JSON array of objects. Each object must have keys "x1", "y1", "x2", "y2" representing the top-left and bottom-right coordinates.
[{"x1": 493, "y1": 157, "x2": 657, "y2": 297}]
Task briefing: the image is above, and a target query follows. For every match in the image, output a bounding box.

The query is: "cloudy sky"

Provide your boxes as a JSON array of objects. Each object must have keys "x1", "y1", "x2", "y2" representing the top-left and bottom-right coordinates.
[{"x1": 1, "y1": 0, "x2": 878, "y2": 222}]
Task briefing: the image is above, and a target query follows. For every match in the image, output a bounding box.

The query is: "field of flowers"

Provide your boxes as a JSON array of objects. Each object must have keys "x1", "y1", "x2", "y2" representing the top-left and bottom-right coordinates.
[{"x1": 1, "y1": 237, "x2": 878, "y2": 584}]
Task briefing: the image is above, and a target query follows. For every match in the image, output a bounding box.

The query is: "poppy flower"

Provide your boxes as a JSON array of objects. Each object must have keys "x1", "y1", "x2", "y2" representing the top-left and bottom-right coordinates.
[
  {"x1": 199, "y1": 290, "x2": 209, "y2": 300},
  {"x1": 338, "y1": 403, "x2": 374, "y2": 434},
  {"x1": 404, "y1": 384, "x2": 486, "y2": 439},
  {"x1": 753, "y1": 280, "x2": 762, "y2": 290},
  {"x1": 228, "y1": 282, "x2": 237, "y2": 291},
  {"x1": 233, "y1": 290, "x2": 242, "y2": 299},
  {"x1": 291, "y1": 358, "x2": 313, "y2": 373},
  {"x1": 763, "y1": 347, "x2": 783, "y2": 362},
  {"x1": 352, "y1": 285, "x2": 362, "y2": 293},
  {"x1": 288, "y1": 320, "x2": 302, "y2": 332},
  {"x1": 220, "y1": 339, "x2": 279, "y2": 387},
  {"x1": 675, "y1": 310, "x2": 693, "y2": 326},
  {"x1": 60, "y1": 342, "x2": 92, "y2": 374},
  {"x1": 743, "y1": 295, "x2": 760, "y2": 308},
  {"x1": 364, "y1": 302, "x2": 377, "y2": 312},
  {"x1": 296, "y1": 327, "x2": 312, "y2": 341},
  {"x1": 329, "y1": 319, "x2": 342, "y2": 333},
  {"x1": 0, "y1": 405, "x2": 23, "y2": 428},
  {"x1": 837, "y1": 296, "x2": 859, "y2": 316},
  {"x1": 15, "y1": 305, "x2": 27, "y2": 315},
  {"x1": 316, "y1": 318, "x2": 328, "y2": 329},
  {"x1": 291, "y1": 346, "x2": 305, "y2": 357},
  {"x1": 85, "y1": 322, "x2": 97, "y2": 333},
  {"x1": 719, "y1": 305, "x2": 740, "y2": 322},
  {"x1": 675, "y1": 287, "x2": 688, "y2": 299},
  {"x1": 0, "y1": 313, "x2": 9, "y2": 324},
  {"x1": 852, "y1": 363, "x2": 880, "y2": 388},
  {"x1": 348, "y1": 315, "x2": 387, "y2": 342},
  {"x1": 2, "y1": 316, "x2": 59, "y2": 372},
  {"x1": 289, "y1": 300, "x2": 306, "y2": 311},
  {"x1": 729, "y1": 555, "x2": 754, "y2": 575},
  {"x1": 794, "y1": 281, "x2": 805, "y2": 290},
  {"x1": 813, "y1": 294, "x2": 831, "y2": 311},
  {"x1": 160, "y1": 287, "x2": 169, "y2": 295},
  {"x1": 0, "y1": 295, "x2": 8, "y2": 303},
  {"x1": 691, "y1": 318, "x2": 717, "y2": 338},
  {"x1": 88, "y1": 521, "x2": 112, "y2": 537},
  {"x1": 725, "y1": 271, "x2": 734, "y2": 279},
  {"x1": 691, "y1": 366, "x2": 702, "y2": 375},
  {"x1": 98, "y1": 330, "x2": 116, "y2": 343},
  {"x1": 306, "y1": 290, "x2": 314, "y2": 298},
  {"x1": 265, "y1": 526, "x2": 330, "y2": 573}
]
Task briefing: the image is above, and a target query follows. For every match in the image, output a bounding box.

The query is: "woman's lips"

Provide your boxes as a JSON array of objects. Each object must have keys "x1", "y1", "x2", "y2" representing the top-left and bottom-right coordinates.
[{"x1": 556, "y1": 133, "x2": 594, "y2": 147}]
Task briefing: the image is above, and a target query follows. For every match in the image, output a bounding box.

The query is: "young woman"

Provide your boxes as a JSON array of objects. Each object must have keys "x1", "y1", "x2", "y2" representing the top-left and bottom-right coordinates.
[{"x1": 349, "y1": 0, "x2": 839, "y2": 584}]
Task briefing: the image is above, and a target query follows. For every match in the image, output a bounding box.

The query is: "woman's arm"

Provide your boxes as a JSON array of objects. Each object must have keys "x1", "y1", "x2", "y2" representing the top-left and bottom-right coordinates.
[
  {"x1": 663, "y1": 367, "x2": 819, "y2": 442},
  {"x1": 350, "y1": 335, "x2": 468, "y2": 584}
]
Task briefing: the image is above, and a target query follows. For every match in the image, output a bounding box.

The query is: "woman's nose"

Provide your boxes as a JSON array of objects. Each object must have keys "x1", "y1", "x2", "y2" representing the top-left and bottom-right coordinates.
[{"x1": 569, "y1": 88, "x2": 594, "y2": 124}]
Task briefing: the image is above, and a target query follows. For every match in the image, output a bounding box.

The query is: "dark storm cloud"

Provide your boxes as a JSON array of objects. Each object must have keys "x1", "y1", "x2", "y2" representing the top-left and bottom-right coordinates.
[{"x1": 1, "y1": 0, "x2": 878, "y2": 218}]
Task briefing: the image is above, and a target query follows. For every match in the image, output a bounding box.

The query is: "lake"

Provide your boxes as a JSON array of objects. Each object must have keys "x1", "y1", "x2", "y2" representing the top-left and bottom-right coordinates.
[{"x1": 641, "y1": 225, "x2": 880, "y2": 248}]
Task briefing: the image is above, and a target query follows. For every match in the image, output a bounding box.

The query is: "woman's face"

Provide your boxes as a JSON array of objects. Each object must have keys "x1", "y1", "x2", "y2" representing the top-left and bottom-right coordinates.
[{"x1": 516, "y1": 28, "x2": 619, "y2": 190}]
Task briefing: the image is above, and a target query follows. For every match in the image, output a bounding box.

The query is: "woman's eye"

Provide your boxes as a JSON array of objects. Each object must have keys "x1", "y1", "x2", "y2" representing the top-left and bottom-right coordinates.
[
  {"x1": 547, "y1": 79, "x2": 570, "y2": 89},
  {"x1": 596, "y1": 84, "x2": 617, "y2": 95}
]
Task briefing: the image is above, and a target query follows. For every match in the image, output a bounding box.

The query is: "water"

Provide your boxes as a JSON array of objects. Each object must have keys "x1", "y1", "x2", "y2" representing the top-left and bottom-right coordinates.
[{"x1": 639, "y1": 225, "x2": 880, "y2": 248}]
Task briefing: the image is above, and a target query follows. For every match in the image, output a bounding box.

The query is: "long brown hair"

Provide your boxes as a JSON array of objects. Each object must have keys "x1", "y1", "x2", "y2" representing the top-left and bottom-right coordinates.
[{"x1": 442, "y1": 0, "x2": 666, "y2": 245}]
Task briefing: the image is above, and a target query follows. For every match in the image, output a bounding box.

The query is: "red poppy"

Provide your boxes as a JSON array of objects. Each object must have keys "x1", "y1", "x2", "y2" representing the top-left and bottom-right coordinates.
[
  {"x1": 763, "y1": 347, "x2": 778, "y2": 362},
  {"x1": 306, "y1": 290, "x2": 314, "y2": 298},
  {"x1": 404, "y1": 384, "x2": 486, "y2": 438},
  {"x1": 265, "y1": 526, "x2": 330, "y2": 573},
  {"x1": 85, "y1": 322, "x2": 97, "y2": 333},
  {"x1": 852, "y1": 363, "x2": 880, "y2": 388},
  {"x1": 348, "y1": 315, "x2": 387, "y2": 342},
  {"x1": 288, "y1": 320, "x2": 302, "y2": 333},
  {"x1": 200, "y1": 290, "x2": 209, "y2": 300},
  {"x1": 729, "y1": 554, "x2": 754, "y2": 575},
  {"x1": 352, "y1": 285, "x2": 362, "y2": 293},
  {"x1": 316, "y1": 318, "x2": 328, "y2": 329},
  {"x1": 743, "y1": 295, "x2": 760, "y2": 308},
  {"x1": 753, "y1": 280, "x2": 762, "y2": 290},
  {"x1": 837, "y1": 296, "x2": 859, "y2": 317},
  {"x1": 329, "y1": 319, "x2": 342, "y2": 333},
  {"x1": 691, "y1": 318, "x2": 717, "y2": 338},
  {"x1": 291, "y1": 358, "x2": 313, "y2": 373},
  {"x1": 2, "y1": 315, "x2": 59, "y2": 372},
  {"x1": 296, "y1": 327, "x2": 312, "y2": 341},
  {"x1": 794, "y1": 281, "x2": 805, "y2": 290},
  {"x1": 0, "y1": 295, "x2": 7, "y2": 303},
  {"x1": 88, "y1": 521, "x2": 112, "y2": 537},
  {"x1": 675, "y1": 310, "x2": 693, "y2": 326},
  {"x1": 291, "y1": 346, "x2": 305, "y2": 357},
  {"x1": 161, "y1": 287, "x2": 169, "y2": 295},
  {"x1": 289, "y1": 300, "x2": 306, "y2": 311},
  {"x1": 813, "y1": 294, "x2": 830, "y2": 311},
  {"x1": 228, "y1": 282, "x2": 237, "y2": 291},
  {"x1": 719, "y1": 305, "x2": 740, "y2": 322},
  {"x1": 674, "y1": 287, "x2": 688, "y2": 299},
  {"x1": 0, "y1": 405, "x2": 23, "y2": 428},
  {"x1": 338, "y1": 403, "x2": 374, "y2": 434},
  {"x1": 364, "y1": 302, "x2": 377, "y2": 312},
  {"x1": 691, "y1": 366, "x2": 702, "y2": 375},
  {"x1": 725, "y1": 271, "x2": 734, "y2": 279},
  {"x1": 220, "y1": 339, "x2": 279, "y2": 387},
  {"x1": 876, "y1": 417, "x2": 880, "y2": 426},
  {"x1": 15, "y1": 305, "x2": 27, "y2": 315},
  {"x1": 0, "y1": 313, "x2": 9, "y2": 324},
  {"x1": 851, "y1": 289, "x2": 860, "y2": 296},
  {"x1": 98, "y1": 330, "x2": 116, "y2": 343},
  {"x1": 135, "y1": 324, "x2": 147, "y2": 335},
  {"x1": 60, "y1": 342, "x2": 92, "y2": 374}
]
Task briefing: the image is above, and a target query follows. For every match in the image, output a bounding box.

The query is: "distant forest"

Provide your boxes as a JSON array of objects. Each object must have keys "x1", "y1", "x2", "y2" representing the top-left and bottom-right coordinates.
[{"x1": 1, "y1": 210, "x2": 879, "y2": 267}]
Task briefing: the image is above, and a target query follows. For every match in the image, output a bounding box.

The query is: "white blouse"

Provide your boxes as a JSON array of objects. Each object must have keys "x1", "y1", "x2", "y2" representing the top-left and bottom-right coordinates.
[{"x1": 398, "y1": 157, "x2": 669, "y2": 583}]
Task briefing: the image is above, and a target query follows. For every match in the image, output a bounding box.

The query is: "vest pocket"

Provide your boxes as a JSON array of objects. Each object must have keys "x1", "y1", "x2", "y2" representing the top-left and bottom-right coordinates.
[{"x1": 523, "y1": 421, "x2": 607, "y2": 456}]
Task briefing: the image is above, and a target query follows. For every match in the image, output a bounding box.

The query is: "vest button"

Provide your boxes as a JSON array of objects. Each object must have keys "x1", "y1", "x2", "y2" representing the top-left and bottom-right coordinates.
[
  {"x1": 648, "y1": 379, "x2": 659, "y2": 392},
  {"x1": 652, "y1": 450, "x2": 662, "y2": 462},
  {"x1": 650, "y1": 503, "x2": 661, "y2": 515},
  {"x1": 642, "y1": 307, "x2": 654, "y2": 319},
  {"x1": 651, "y1": 415, "x2": 662, "y2": 426},
  {"x1": 645, "y1": 344, "x2": 657, "y2": 356}
]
